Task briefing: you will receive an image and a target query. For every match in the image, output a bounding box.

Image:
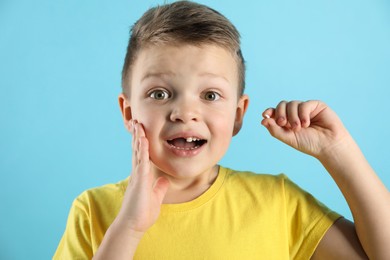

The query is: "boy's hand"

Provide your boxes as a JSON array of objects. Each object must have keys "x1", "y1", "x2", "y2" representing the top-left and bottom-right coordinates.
[
  {"x1": 93, "y1": 120, "x2": 169, "y2": 258},
  {"x1": 116, "y1": 120, "x2": 170, "y2": 238},
  {"x1": 261, "y1": 100, "x2": 350, "y2": 159}
]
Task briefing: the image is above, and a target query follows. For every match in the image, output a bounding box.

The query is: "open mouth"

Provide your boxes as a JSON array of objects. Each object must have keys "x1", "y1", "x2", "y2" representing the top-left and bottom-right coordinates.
[{"x1": 167, "y1": 137, "x2": 207, "y2": 150}]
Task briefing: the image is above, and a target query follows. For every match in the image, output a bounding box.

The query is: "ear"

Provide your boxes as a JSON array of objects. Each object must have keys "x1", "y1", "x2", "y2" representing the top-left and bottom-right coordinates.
[
  {"x1": 233, "y1": 94, "x2": 249, "y2": 136},
  {"x1": 118, "y1": 93, "x2": 133, "y2": 132}
]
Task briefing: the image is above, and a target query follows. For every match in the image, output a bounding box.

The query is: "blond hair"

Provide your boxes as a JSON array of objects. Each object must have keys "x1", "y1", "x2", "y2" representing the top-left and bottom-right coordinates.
[{"x1": 122, "y1": 1, "x2": 245, "y2": 96}]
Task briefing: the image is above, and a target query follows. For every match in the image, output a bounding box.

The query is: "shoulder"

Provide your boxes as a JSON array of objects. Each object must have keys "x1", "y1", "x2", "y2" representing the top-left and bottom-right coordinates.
[
  {"x1": 222, "y1": 166, "x2": 288, "y2": 189},
  {"x1": 219, "y1": 166, "x2": 293, "y2": 201},
  {"x1": 54, "y1": 179, "x2": 129, "y2": 258},
  {"x1": 220, "y1": 166, "x2": 326, "y2": 204},
  {"x1": 223, "y1": 166, "x2": 319, "y2": 195},
  {"x1": 73, "y1": 177, "x2": 128, "y2": 211}
]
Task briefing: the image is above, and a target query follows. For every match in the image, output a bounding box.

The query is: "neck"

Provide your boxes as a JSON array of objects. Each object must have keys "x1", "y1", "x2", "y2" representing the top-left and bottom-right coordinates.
[{"x1": 153, "y1": 165, "x2": 219, "y2": 204}]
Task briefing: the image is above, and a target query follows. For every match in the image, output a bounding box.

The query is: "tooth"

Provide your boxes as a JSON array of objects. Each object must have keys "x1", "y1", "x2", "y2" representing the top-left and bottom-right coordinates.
[{"x1": 186, "y1": 137, "x2": 193, "y2": 142}]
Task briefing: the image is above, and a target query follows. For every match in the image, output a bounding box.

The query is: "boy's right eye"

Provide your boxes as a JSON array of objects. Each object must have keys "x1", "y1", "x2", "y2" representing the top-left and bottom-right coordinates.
[{"x1": 148, "y1": 89, "x2": 170, "y2": 100}]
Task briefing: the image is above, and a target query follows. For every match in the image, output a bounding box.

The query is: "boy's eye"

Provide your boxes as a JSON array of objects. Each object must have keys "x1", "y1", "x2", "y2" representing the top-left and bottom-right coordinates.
[
  {"x1": 203, "y1": 91, "x2": 221, "y2": 101},
  {"x1": 149, "y1": 89, "x2": 170, "y2": 100}
]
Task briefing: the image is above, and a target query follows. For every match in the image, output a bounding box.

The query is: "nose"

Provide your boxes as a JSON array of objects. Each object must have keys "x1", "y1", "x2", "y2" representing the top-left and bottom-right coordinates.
[{"x1": 169, "y1": 98, "x2": 200, "y2": 123}]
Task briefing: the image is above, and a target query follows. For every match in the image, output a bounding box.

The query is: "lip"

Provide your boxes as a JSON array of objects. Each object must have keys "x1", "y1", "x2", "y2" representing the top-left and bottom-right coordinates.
[{"x1": 164, "y1": 131, "x2": 207, "y2": 157}]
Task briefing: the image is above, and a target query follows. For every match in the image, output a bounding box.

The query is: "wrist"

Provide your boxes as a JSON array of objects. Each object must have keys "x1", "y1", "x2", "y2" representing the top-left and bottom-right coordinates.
[
  {"x1": 317, "y1": 134, "x2": 356, "y2": 164},
  {"x1": 317, "y1": 134, "x2": 370, "y2": 182},
  {"x1": 93, "y1": 217, "x2": 145, "y2": 259},
  {"x1": 110, "y1": 217, "x2": 145, "y2": 241}
]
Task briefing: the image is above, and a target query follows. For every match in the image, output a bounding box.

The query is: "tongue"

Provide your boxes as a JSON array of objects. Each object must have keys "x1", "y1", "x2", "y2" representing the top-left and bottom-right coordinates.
[{"x1": 170, "y1": 138, "x2": 197, "y2": 149}]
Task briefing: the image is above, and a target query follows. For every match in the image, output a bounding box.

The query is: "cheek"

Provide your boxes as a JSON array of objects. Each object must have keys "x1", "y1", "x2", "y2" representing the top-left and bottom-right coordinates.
[
  {"x1": 131, "y1": 102, "x2": 155, "y2": 123},
  {"x1": 133, "y1": 109, "x2": 163, "y2": 139},
  {"x1": 138, "y1": 118, "x2": 157, "y2": 138},
  {"x1": 210, "y1": 109, "x2": 236, "y2": 138}
]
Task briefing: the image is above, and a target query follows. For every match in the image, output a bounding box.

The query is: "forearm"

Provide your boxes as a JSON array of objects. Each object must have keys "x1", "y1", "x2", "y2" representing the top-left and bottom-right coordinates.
[
  {"x1": 319, "y1": 135, "x2": 390, "y2": 259},
  {"x1": 93, "y1": 219, "x2": 144, "y2": 260}
]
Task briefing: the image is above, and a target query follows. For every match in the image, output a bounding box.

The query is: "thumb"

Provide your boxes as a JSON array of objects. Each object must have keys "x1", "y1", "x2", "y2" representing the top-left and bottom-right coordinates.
[
  {"x1": 153, "y1": 177, "x2": 170, "y2": 205},
  {"x1": 261, "y1": 117, "x2": 295, "y2": 144}
]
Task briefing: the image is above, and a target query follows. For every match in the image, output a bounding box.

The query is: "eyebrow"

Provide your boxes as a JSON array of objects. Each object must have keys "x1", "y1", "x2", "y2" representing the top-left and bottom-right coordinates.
[
  {"x1": 141, "y1": 72, "x2": 176, "y2": 82},
  {"x1": 141, "y1": 71, "x2": 229, "y2": 84},
  {"x1": 198, "y1": 72, "x2": 230, "y2": 83}
]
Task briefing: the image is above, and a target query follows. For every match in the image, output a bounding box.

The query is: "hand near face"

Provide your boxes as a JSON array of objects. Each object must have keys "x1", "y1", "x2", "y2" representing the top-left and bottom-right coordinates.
[
  {"x1": 261, "y1": 100, "x2": 350, "y2": 159},
  {"x1": 116, "y1": 120, "x2": 170, "y2": 235}
]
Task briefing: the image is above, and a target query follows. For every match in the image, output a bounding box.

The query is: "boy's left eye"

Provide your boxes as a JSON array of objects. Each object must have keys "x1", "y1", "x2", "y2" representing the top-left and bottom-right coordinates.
[{"x1": 203, "y1": 91, "x2": 221, "y2": 101}]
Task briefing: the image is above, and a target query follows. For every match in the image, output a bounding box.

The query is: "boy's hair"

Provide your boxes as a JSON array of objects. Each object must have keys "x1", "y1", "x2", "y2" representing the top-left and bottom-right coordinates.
[{"x1": 121, "y1": 0, "x2": 246, "y2": 97}]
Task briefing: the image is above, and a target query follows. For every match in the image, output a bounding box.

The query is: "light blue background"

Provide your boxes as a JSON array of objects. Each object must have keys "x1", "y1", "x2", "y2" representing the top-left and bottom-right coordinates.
[{"x1": 1, "y1": 0, "x2": 389, "y2": 258}]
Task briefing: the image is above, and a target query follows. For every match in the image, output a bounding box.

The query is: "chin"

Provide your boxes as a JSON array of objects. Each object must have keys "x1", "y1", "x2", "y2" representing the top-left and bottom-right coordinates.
[{"x1": 151, "y1": 160, "x2": 215, "y2": 179}]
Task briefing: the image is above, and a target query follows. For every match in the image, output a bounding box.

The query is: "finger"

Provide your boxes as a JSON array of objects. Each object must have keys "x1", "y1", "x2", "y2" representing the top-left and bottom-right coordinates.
[
  {"x1": 134, "y1": 122, "x2": 147, "y2": 164},
  {"x1": 135, "y1": 123, "x2": 143, "y2": 165},
  {"x1": 135, "y1": 122, "x2": 151, "y2": 177},
  {"x1": 262, "y1": 115, "x2": 295, "y2": 145},
  {"x1": 286, "y1": 101, "x2": 301, "y2": 131},
  {"x1": 261, "y1": 108, "x2": 275, "y2": 128},
  {"x1": 128, "y1": 119, "x2": 135, "y2": 134},
  {"x1": 132, "y1": 136, "x2": 151, "y2": 189},
  {"x1": 298, "y1": 101, "x2": 311, "y2": 128},
  {"x1": 262, "y1": 108, "x2": 275, "y2": 119},
  {"x1": 137, "y1": 136, "x2": 150, "y2": 174},
  {"x1": 132, "y1": 119, "x2": 138, "y2": 149},
  {"x1": 137, "y1": 122, "x2": 146, "y2": 138},
  {"x1": 306, "y1": 100, "x2": 327, "y2": 121},
  {"x1": 130, "y1": 136, "x2": 152, "y2": 195},
  {"x1": 131, "y1": 124, "x2": 137, "y2": 172},
  {"x1": 153, "y1": 177, "x2": 170, "y2": 205},
  {"x1": 132, "y1": 121, "x2": 142, "y2": 177},
  {"x1": 274, "y1": 101, "x2": 288, "y2": 127}
]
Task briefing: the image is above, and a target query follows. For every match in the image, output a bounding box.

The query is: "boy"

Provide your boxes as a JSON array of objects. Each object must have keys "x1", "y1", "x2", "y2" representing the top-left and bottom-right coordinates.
[{"x1": 54, "y1": 1, "x2": 390, "y2": 259}]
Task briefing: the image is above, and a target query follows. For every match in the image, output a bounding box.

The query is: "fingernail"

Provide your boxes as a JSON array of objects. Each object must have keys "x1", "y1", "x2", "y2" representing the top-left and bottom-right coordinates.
[{"x1": 264, "y1": 114, "x2": 270, "y2": 119}]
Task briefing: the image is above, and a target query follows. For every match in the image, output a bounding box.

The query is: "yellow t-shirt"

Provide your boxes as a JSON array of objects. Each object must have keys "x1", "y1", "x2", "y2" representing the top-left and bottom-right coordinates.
[{"x1": 54, "y1": 166, "x2": 340, "y2": 259}]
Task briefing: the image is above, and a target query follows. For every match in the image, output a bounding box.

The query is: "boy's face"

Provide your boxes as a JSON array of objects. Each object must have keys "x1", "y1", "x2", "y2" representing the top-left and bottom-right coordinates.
[{"x1": 120, "y1": 44, "x2": 248, "y2": 179}]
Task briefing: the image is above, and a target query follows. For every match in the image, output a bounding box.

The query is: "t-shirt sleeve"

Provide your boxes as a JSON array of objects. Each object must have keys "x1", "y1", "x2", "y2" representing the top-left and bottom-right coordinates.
[
  {"x1": 53, "y1": 195, "x2": 93, "y2": 260},
  {"x1": 281, "y1": 175, "x2": 342, "y2": 259}
]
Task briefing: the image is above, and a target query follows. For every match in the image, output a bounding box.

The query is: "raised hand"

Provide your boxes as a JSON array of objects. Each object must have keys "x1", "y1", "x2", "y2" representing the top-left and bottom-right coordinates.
[
  {"x1": 93, "y1": 121, "x2": 170, "y2": 259},
  {"x1": 116, "y1": 120, "x2": 170, "y2": 235},
  {"x1": 261, "y1": 100, "x2": 350, "y2": 159},
  {"x1": 261, "y1": 102, "x2": 390, "y2": 259}
]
